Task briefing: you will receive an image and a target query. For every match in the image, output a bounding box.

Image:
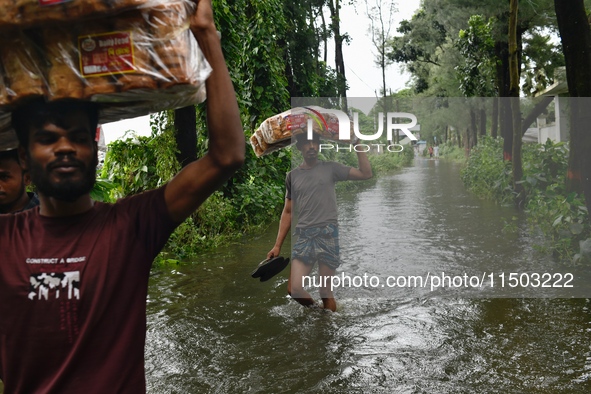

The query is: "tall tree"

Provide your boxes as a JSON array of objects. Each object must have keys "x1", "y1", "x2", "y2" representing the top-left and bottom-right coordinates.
[
  {"x1": 509, "y1": 0, "x2": 524, "y2": 206},
  {"x1": 366, "y1": 0, "x2": 397, "y2": 143},
  {"x1": 455, "y1": 15, "x2": 496, "y2": 149},
  {"x1": 390, "y1": 0, "x2": 561, "y2": 156},
  {"x1": 327, "y1": 0, "x2": 349, "y2": 112},
  {"x1": 173, "y1": 106, "x2": 197, "y2": 168},
  {"x1": 521, "y1": 33, "x2": 564, "y2": 97},
  {"x1": 554, "y1": 0, "x2": 591, "y2": 221},
  {"x1": 456, "y1": 15, "x2": 497, "y2": 97},
  {"x1": 283, "y1": 1, "x2": 339, "y2": 97},
  {"x1": 365, "y1": 0, "x2": 397, "y2": 97},
  {"x1": 388, "y1": 8, "x2": 450, "y2": 95}
]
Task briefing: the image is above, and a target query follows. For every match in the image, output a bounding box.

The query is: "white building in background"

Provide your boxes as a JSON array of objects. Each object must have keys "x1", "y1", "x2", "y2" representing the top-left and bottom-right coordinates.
[{"x1": 525, "y1": 67, "x2": 570, "y2": 144}]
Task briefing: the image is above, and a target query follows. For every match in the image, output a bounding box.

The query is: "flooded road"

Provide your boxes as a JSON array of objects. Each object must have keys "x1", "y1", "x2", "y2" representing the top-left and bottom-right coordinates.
[{"x1": 145, "y1": 159, "x2": 591, "y2": 393}]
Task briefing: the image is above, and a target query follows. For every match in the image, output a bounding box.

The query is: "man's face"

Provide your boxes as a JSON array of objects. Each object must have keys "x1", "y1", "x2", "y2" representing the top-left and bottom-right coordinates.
[
  {"x1": 23, "y1": 110, "x2": 97, "y2": 202},
  {"x1": 297, "y1": 136, "x2": 320, "y2": 161},
  {"x1": 0, "y1": 158, "x2": 26, "y2": 210}
]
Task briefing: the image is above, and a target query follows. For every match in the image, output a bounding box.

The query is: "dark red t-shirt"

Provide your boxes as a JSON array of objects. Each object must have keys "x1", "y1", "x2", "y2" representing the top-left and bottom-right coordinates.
[{"x1": 0, "y1": 187, "x2": 178, "y2": 393}]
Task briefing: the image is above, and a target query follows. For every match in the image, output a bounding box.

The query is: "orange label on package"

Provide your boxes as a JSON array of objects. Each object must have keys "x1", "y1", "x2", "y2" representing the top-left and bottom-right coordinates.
[
  {"x1": 78, "y1": 31, "x2": 135, "y2": 78},
  {"x1": 285, "y1": 114, "x2": 307, "y2": 131}
]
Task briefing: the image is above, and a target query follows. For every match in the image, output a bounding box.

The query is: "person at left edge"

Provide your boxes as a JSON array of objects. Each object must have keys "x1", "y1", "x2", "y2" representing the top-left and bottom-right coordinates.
[
  {"x1": 0, "y1": 1, "x2": 245, "y2": 393},
  {"x1": 0, "y1": 149, "x2": 39, "y2": 214},
  {"x1": 0, "y1": 149, "x2": 38, "y2": 392}
]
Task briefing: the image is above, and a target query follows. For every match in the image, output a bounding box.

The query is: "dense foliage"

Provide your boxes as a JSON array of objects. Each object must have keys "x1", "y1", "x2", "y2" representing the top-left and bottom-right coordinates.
[
  {"x1": 390, "y1": 0, "x2": 563, "y2": 97},
  {"x1": 437, "y1": 141, "x2": 466, "y2": 161},
  {"x1": 366, "y1": 145, "x2": 414, "y2": 175},
  {"x1": 461, "y1": 137, "x2": 590, "y2": 261},
  {"x1": 101, "y1": 115, "x2": 291, "y2": 262},
  {"x1": 455, "y1": 15, "x2": 496, "y2": 97}
]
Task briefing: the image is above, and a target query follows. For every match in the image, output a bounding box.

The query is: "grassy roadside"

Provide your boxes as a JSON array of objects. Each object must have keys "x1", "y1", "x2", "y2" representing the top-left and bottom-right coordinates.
[{"x1": 461, "y1": 137, "x2": 590, "y2": 262}]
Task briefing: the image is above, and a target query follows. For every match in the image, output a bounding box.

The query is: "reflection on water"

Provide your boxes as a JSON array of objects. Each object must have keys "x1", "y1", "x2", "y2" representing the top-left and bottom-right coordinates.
[{"x1": 145, "y1": 159, "x2": 591, "y2": 393}]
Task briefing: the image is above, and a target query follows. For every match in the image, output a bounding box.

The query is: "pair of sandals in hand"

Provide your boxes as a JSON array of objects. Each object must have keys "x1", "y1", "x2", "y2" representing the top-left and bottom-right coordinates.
[{"x1": 251, "y1": 256, "x2": 290, "y2": 282}]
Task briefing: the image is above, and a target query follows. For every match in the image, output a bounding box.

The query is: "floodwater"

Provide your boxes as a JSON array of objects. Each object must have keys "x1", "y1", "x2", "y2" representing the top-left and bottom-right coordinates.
[{"x1": 145, "y1": 158, "x2": 591, "y2": 393}]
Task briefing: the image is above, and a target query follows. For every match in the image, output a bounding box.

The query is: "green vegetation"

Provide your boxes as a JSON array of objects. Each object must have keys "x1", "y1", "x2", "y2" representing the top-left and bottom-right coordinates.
[
  {"x1": 437, "y1": 142, "x2": 466, "y2": 162},
  {"x1": 461, "y1": 137, "x2": 513, "y2": 204},
  {"x1": 100, "y1": 112, "x2": 290, "y2": 263},
  {"x1": 461, "y1": 137, "x2": 590, "y2": 261},
  {"x1": 367, "y1": 146, "x2": 414, "y2": 176}
]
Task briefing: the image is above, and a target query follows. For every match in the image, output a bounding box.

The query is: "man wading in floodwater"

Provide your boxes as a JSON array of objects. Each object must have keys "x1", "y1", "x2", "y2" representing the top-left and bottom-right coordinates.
[{"x1": 267, "y1": 132, "x2": 372, "y2": 311}]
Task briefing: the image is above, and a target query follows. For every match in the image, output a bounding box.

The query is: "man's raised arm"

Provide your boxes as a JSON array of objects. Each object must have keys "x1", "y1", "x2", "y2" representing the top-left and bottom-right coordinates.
[
  {"x1": 165, "y1": 0, "x2": 245, "y2": 223},
  {"x1": 347, "y1": 149, "x2": 372, "y2": 181}
]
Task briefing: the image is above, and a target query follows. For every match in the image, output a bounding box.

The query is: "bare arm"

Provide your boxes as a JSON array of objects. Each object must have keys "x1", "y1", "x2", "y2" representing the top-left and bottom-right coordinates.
[
  {"x1": 267, "y1": 198, "x2": 292, "y2": 259},
  {"x1": 164, "y1": 0, "x2": 245, "y2": 223},
  {"x1": 347, "y1": 150, "x2": 372, "y2": 180}
]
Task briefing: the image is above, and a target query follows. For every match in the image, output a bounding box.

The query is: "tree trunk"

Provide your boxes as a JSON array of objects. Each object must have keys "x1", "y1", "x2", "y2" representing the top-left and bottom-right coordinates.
[
  {"x1": 464, "y1": 127, "x2": 471, "y2": 156},
  {"x1": 319, "y1": 6, "x2": 328, "y2": 64},
  {"x1": 521, "y1": 96, "x2": 554, "y2": 136},
  {"x1": 327, "y1": 0, "x2": 348, "y2": 112},
  {"x1": 470, "y1": 108, "x2": 478, "y2": 148},
  {"x1": 510, "y1": 0, "x2": 524, "y2": 206},
  {"x1": 479, "y1": 107, "x2": 487, "y2": 137},
  {"x1": 555, "y1": 0, "x2": 591, "y2": 221},
  {"x1": 492, "y1": 97, "x2": 499, "y2": 138},
  {"x1": 495, "y1": 39, "x2": 513, "y2": 160},
  {"x1": 174, "y1": 106, "x2": 197, "y2": 168},
  {"x1": 500, "y1": 98, "x2": 513, "y2": 160}
]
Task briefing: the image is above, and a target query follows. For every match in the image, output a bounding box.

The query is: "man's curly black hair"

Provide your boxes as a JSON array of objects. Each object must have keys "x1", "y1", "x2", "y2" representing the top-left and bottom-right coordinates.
[{"x1": 11, "y1": 98, "x2": 100, "y2": 149}]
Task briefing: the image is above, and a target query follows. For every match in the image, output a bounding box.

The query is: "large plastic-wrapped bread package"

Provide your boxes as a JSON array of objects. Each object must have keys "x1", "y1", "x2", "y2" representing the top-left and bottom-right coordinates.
[
  {"x1": 0, "y1": 0, "x2": 211, "y2": 146},
  {"x1": 0, "y1": 32, "x2": 47, "y2": 102},
  {"x1": 250, "y1": 107, "x2": 354, "y2": 157},
  {"x1": 0, "y1": 0, "x2": 155, "y2": 30}
]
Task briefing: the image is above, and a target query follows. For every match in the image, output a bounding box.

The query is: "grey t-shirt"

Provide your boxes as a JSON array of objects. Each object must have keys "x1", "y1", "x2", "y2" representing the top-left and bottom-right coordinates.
[{"x1": 286, "y1": 161, "x2": 351, "y2": 229}]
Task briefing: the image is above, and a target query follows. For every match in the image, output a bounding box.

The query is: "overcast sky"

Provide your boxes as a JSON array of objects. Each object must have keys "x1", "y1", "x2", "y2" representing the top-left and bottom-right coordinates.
[
  {"x1": 337, "y1": 0, "x2": 421, "y2": 97},
  {"x1": 102, "y1": 1, "x2": 421, "y2": 143}
]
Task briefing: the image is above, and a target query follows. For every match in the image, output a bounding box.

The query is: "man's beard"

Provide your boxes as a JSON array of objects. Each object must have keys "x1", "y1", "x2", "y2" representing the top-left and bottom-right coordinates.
[{"x1": 28, "y1": 155, "x2": 97, "y2": 202}]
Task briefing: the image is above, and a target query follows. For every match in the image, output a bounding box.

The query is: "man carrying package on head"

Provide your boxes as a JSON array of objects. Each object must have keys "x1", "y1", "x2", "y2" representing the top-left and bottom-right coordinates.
[{"x1": 0, "y1": 1, "x2": 244, "y2": 392}]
